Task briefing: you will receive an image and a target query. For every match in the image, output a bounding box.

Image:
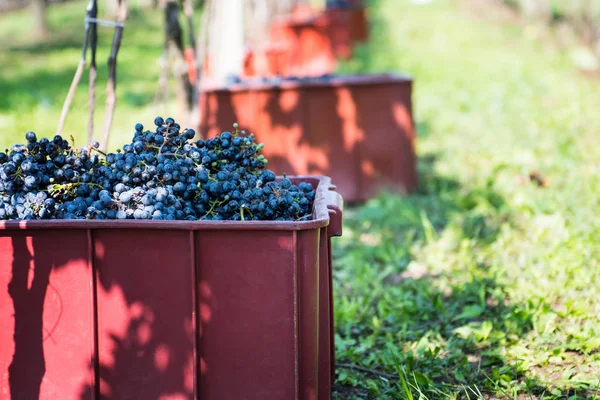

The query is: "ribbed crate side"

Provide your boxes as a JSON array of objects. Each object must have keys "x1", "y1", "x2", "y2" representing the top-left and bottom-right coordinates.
[
  {"x1": 353, "y1": 81, "x2": 417, "y2": 199},
  {"x1": 0, "y1": 230, "x2": 93, "y2": 400},
  {"x1": 304, "y1": 86, "x2": 361, "y2": 201},
  {"x1": 296, "y1": 228, "x2": 321, "y2": 400},
  {"x1": 256, "y1": 89, "x2": 307, "y2": 177},
  {"x1": 199, "y1": 76, "x2": 415, "y2": 202},
  {"x1": 318, "y1": 227, "x2": 333, "y2": 400},
  {"x1": 200, "y1": 91, "x2": 242, "y2": 141},
  {"x1": 93, "y1": 229, "x2": 195, "y2": 399},
  {"x1": 230, "y1": 90, "x2": 256, "y2": 131},
  {"x1": 195, "y1": 229, "x2": 297, "y2": 400}
]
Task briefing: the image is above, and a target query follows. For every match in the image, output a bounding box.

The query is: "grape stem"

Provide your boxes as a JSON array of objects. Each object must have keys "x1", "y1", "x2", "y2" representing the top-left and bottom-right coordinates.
[
  {"x1": 202, "y1": 198, "x2": 227, "y2": 219},
  {"x1": 239, "y1": 204, "x2": 253, "y2": 221}
]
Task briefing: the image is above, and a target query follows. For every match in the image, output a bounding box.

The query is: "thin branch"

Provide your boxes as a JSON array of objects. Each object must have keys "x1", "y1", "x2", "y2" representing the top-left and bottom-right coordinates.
[
  {"x1": 154, "y1": 48, "x2": 170, "y2": 116},
  {"x1": 154, "y1": 0, "x2": 172, "y2": 116},
  {"x1": 194, "y1": 0, "x2": 211, "y2": 137},
  {"x1": 181, "y1": 0, "x2": 199, "y2": 124},
  {"x1": 57, "y1": 60, "x2": 86, "y2": 136},
  {"x1": 87, "y1": 0, "x2": 98, "y2": 144},
  {"x1": 180, "y1": 0, "x2": 196, "y2": 52},
  {"x1": 88, "y1": 67, "x2": 97, "y2": 143},
  {"x1": 101, "y1": 0, "x2": 127, "y2": 151},
  {"x1": 57, "y1": 0, "x2": 94, "y2": 136},
  {"x1": 195, "y1": 0, "x2": 210, "y2": 77},
  {"x1": 336, "y1": 363, "x2": 398, "y2": 380},
  {"x1": 165, "y1": 0, "x2": 194, "y2": 125}
]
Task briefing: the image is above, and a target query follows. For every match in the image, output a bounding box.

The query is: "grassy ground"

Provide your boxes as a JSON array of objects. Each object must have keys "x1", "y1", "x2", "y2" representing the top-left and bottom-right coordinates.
[
  {"x1": 2, "y1": 0, "x2": 600, "y2": 399},
  {"x1": 334, "y1": 0, "x2": 600, "y2": 398}
]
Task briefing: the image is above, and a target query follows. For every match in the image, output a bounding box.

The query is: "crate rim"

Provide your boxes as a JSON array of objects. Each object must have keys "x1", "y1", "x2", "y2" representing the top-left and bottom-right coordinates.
[
  {"x1": 0, "y1": 175, "x2": 343, "y2": 233},
  {"x1": 200, "y1": 73, "x2": 414, "y2": 93}
]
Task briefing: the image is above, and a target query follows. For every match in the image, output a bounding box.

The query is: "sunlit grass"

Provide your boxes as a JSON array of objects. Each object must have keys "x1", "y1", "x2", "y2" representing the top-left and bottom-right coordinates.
[{"x1": 334, "y1": 0, "x2": 600, "y2": 398}]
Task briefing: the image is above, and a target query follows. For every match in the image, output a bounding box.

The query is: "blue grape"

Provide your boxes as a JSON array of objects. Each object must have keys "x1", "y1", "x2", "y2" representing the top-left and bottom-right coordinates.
[{"x1": 0, "y1": 119, "x2": 316, "y2": 221}]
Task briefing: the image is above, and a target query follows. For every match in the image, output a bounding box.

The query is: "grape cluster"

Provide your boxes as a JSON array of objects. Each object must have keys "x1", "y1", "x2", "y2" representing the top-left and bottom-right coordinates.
[
  {"x1": 325, "y1": 0, "x2": 356, "y2": 9},
  {"x1": 225, "y1": 73, "x2": 335, "y2": 87},
  {"x1": 0, "y1": 118, "x2": 315, "y2": 221},
  {"x1": 0, "y1": 132, "x2": 100, "y2": 220}
]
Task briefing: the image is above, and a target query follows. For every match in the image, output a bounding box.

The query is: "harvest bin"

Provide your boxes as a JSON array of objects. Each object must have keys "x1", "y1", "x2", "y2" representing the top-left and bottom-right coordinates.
[
  {"x1": 200, "y1": 73, "x2": 417, "y2": 202},
  {"x1": 199, "y1": 5, "x2": 367, "y2": 78},
  {"x1": 0, "y1": 176, "x2": 342, "y2": 400},
  {"x1": 268, "y1": 6, "x2": 368, "y2": 76}
]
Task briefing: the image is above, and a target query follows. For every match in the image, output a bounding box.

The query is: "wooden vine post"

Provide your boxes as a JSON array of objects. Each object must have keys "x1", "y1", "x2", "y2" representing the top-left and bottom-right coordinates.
[
  {"x1": 193, "y1": 0, "x2": 210, "y2": 133},
  {"x1": 154, "y1": 0, "x2": 199, "y2": 130},
  {"x1": 209, "y1": 0, "x2": 244, "y2": 80},
  {"x1": 181, "y1": 0, "x2": 200, "y2": 129},
  {"x1": 165, "y1": 0, "x2": 194, "y2": 126}
]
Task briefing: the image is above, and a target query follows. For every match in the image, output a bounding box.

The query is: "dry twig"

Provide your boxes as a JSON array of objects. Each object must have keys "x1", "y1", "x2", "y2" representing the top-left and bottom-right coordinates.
[
  {"x1": 88, "y1": 0, "x2": 98, "y2": 143},
  {"x1": 336, "y1": 363, "x2": 398, "y2": 380},
  {"x1": 56, "y1": 0, "x2": 96, "y2": 136},
  {"x1": 165, "y1": 0, "x2": 194, "y2": 126},
  {"x1": 101, "y1": 0, "x2": 128, "y2": 151},
  {"x1": 194, "y1": 0, "x2": 211, "y2": 136}
]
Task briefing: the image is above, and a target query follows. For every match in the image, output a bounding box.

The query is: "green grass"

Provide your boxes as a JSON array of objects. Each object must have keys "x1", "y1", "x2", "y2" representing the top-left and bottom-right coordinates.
[
  {"x1": 2, "y1": 0, "x2": 600, "y2": 398},
  {"x1": 333, "y1": 0, "x2": 600, "y2": 398},
  {"x1": 0, "y1": 0, "x2": 195, "y2": 151},
  {"x1": 502, "y1": 0, "x2": 600, "y2": 22}
]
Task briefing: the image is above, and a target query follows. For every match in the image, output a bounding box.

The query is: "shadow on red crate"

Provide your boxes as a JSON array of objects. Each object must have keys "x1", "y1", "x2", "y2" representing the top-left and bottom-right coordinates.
[
  {"x1": 0, "y1": 231, "x2": 197, "y2": 400},
  {"x1": 268, "y1": 5, "x2": 368, "y2": 76},
  {"x1": 200, "y1": 74, "x2": 417, "y2": 203},
  {"x1": 1, "y1": 234, "x2": 79, "y2": 400}
]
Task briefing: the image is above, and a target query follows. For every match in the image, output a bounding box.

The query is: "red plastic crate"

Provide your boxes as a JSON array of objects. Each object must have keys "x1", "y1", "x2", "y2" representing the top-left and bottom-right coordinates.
[
  {"x1": 0, "y1": 176, "x2": 342, "y2": 400},
  {"x1": 200, "y1": 5, "x2": 367, "y2": 78},
  {"x1": 267, "y1": 5, "x2": 368, "y2": 76},
  {"x1": 200, "y1": 74, "x2": 417, "y2": 202}
]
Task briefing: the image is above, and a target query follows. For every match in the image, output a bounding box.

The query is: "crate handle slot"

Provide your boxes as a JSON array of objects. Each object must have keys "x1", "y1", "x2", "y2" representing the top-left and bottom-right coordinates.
[{"x1": 325, "y1": 185, "x2": 343, "y2": 238}]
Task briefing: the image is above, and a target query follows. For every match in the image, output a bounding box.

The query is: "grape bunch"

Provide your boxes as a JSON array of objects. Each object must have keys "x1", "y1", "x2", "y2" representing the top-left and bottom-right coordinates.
[
  {"x1": 0, "y1": 132, "x2": 101, "y2": 220},
  {"x1": 0, "y1": 118, "x2": 315, "y2": 221},
  {"x1": 325, "y1": 0, "x2": 356, "y2": 9},
  {"x1": 225, "y1": 73, "x2": 335, "y2": 87}
]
